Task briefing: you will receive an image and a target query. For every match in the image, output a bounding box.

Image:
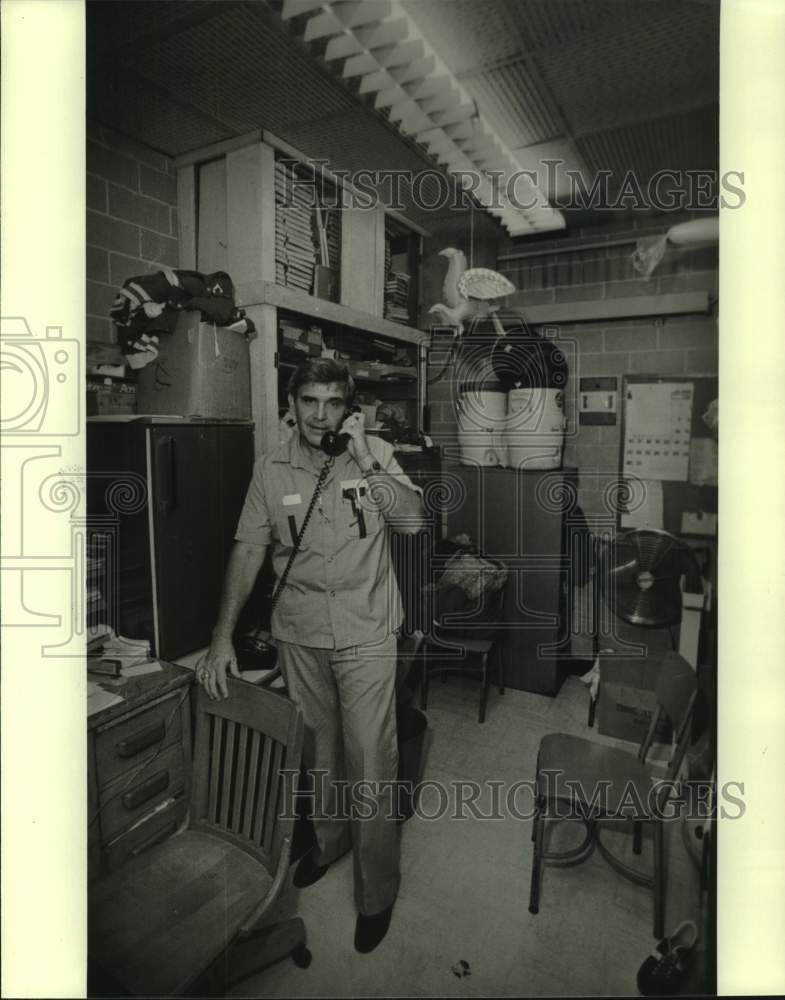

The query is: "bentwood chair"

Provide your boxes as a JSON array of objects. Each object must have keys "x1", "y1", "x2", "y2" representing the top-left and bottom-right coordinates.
[
  {"x1": 528, "y1": 651, "x2": 698, "y2": 938},
  {"x1": 89, "y1": 677, "x2": 308, "y2": 997}
]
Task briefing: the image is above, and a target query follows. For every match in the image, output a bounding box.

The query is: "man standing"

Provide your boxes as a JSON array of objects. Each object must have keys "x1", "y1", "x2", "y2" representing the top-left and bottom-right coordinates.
[{"x1": 198, "y1": 358, "x2": 424, "y2": 952}]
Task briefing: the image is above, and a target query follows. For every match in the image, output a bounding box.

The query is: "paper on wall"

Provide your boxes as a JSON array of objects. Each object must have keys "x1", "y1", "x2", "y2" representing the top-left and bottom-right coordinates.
[
  {"x1": 625, "y1": 383, "x2": 675, "y2": 436},
  {"x1": 620, "y1": 479, "x2": 664, "y2": 530},
  {"x1": 689, "y1": 437, "x2": 718, "y2": 485},
  {"x1": 623, "y1": 382, "x2": 693, "y2": 481}
]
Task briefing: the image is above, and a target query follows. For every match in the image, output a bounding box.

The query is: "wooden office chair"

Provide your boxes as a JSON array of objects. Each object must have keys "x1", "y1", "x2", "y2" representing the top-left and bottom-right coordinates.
[
  {"x1": 89, "y1": 677, "x2": 308, "y2": 998},
  {"x1": 420, "y1": 583, "x2": 506, "y2": 723},
  {"x1": 528, "y1": 651, "x2": 698, "y2": 938}
]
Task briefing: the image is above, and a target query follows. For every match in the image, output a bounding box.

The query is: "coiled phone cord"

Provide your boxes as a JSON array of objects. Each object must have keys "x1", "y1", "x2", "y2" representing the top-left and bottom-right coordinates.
[
  {"x1": 243, "y1": 454, "x2": 336, "y2": 687},
  {"x1": 268, "y1": 453, "x2": 335, "y2": 617}
]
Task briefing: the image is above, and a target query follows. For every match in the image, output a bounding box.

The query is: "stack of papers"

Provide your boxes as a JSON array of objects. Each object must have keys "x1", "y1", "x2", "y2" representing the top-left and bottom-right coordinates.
[
  {"x1": 385, "y1": 271, "x2": 411, "y2": 323},
  {"x1": 88, "y1": 633, "x2": 152, "y2": 676}
]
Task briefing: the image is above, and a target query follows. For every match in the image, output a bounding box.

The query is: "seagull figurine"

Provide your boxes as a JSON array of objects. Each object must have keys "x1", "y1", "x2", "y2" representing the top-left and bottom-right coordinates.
[
  {"x1": 439, "y1": 247, "x2": 468, "y2": 308},
  {"x1": 429, "y1": 247, "x2": 516, "y2": 335}
]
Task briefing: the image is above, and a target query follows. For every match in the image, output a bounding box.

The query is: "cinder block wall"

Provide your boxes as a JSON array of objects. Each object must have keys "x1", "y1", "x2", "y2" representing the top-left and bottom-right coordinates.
[
  {"x1": 496, "y1": 213, "x2": 718, "y2": 661},
  {"x1": 86, "y1": 121, "x2": 179, "y2": 349},
  {"x1": 496, "y1": 211, "x2": 718, "y2": 519}
]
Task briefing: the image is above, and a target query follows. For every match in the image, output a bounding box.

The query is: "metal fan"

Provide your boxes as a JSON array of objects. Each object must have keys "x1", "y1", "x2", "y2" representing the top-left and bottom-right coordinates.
[
  {"x1": 595, "y1": 527, "x2": 702, "y2": 639},
  {"x1": 586, "y1": 528, "x2": 702, "y2": 727}
]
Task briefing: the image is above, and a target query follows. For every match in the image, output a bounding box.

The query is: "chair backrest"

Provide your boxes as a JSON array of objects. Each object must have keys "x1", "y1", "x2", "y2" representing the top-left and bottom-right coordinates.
[
  {"x1": 190, "y1": 677, "x2": 304, "y2": 875},
  {"x1": 639, "y1": 650, "x2": 698, "y2": 779}
]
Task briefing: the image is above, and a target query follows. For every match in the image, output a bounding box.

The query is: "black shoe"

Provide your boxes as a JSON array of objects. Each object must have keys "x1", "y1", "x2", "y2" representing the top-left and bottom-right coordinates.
[
  {"x1": 636, "y1": 920, "x2": 698, "y2": 996},
  {"x1": 354, "y1": 903, "x2": 394, "y2": 953},
  {"x1": 293, "y1": 850, "x2": 332, "y2": 889}
]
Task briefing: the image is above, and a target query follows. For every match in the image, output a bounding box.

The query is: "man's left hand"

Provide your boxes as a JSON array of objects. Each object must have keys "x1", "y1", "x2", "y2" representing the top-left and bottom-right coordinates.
[{"x1": 340, "y1": 410, "x2": 372, "y2": 466}]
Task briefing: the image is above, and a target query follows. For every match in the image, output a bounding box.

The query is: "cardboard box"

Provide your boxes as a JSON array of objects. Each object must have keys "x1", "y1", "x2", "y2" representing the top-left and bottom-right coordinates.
[
  {"x1": 86, "y1": 380, "x2": 137, "y2": 416},
  {"x1": 597, "y1": 656, "x2": 672, "y2": 745},
  {"x1": 136, "y1": 311, "x2": 251, "y2": 419}
]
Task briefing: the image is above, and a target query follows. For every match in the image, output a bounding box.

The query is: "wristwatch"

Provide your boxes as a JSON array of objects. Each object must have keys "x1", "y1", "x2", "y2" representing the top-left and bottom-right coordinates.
[{"x1": 361, "y1": 459, "x2": 383, "y2": 475}]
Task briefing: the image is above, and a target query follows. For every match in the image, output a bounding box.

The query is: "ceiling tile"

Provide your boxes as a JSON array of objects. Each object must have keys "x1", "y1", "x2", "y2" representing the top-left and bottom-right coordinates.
[
  {"x1": 464, "y1": 58, "x2": 564, "y2": 149},
  {"x1": 122, "y1": 4, "x2": 356, "y2": 133},
  {"x1": 575, "y1": 104, "x2": 719, "y2": 185},
  {"x1": 540, "y1": 3, "x2": 719, "y2": 136},
  {"x1": 87, "y1": 67, "x2": 235, "y2": 156},
  {"x1": 87, "y1": 0, "x2": 213, "y2": 54},
  {"x1": 512, "y1": 0, "x2": 657, "y2": 52}
]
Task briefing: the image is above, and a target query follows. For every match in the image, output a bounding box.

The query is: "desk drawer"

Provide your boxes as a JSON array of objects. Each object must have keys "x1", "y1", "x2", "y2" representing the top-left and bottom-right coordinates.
[
  {"x1": 98, "y1": 742, "x2": 185, "y2": 843},
  {"x1": 102, "y1": 795, "x2": 189, "y2": 874},
  {"x1": 95, "y1": 692, "x2": 183, "y2": 788}
]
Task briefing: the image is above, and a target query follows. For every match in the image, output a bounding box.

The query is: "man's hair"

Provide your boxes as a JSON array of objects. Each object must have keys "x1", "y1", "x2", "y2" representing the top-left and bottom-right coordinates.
[{"x1": 287, "y1": 357, "x2": 355, "y2": 402}]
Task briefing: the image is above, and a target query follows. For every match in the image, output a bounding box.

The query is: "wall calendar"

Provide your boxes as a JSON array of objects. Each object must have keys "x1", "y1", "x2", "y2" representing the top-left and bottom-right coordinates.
[{"x1": 623, "y1": 381, "x2": 694, "y2": 481}]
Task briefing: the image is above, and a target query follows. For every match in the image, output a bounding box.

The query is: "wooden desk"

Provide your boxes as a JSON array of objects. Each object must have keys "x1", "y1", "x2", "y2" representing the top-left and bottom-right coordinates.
[{"x1": 88, "y1": 661, "x2": 193, "y2": 882}]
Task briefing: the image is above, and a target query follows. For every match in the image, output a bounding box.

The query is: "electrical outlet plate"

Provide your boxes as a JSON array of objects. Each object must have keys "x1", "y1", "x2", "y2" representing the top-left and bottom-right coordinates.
[{"x1": 579, "y1": 376, "x2": 618, "y2": 425}]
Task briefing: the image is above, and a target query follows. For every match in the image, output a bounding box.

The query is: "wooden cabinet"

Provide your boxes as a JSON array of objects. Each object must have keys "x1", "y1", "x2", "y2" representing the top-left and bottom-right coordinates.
[
  {"x1": 87, "y1": 421, "x2": 254, "y2": 660},
  {"x1": 445, "y1": 464, "x2": 576, "y2": 696},
  {"x1": 88, "y1": 662, "x2": 193, "y2": 881}
]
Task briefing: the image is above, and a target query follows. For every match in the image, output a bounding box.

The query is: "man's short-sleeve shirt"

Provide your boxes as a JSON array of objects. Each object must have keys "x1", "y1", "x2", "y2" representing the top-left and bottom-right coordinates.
[{"x1": 235, "y1": 434, "x2": 421, "y2": 650}]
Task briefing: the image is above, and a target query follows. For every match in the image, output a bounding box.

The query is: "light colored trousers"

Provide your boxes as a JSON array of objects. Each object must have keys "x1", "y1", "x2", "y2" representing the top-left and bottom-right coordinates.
[{"x1": 277, "y1": 633, "x2": 400, "y2": 915}]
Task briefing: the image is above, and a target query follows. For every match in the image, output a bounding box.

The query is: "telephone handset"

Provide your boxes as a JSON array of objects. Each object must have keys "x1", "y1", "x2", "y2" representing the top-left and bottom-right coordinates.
[
  {"x1": 320, "y1": 427, "x2": 349, "y2": 456},
  {"x1": 320, "y1": 404, "x2": 360, "y2": 456}
]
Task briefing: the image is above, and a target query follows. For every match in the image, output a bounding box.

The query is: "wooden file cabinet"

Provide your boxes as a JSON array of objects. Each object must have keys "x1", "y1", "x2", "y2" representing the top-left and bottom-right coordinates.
[{"x1": 88, "y1": 662, "x2": 193, "y2": 881}]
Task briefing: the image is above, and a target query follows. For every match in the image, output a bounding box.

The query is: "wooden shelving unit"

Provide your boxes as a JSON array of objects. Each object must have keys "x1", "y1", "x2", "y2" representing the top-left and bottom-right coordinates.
[
  {"x1": 509, "y1": 291, "x2": 711, "y2": 325},
  {"x1": 237, "y1": 280, "x2": 424, "y2": 346},
  {"x1": 177, "y1": 132, "x2": 428, "y2": 455}
]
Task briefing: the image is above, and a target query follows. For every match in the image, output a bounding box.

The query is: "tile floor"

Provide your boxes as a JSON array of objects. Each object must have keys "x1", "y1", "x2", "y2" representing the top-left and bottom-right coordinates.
[{"x1": 229, "y1": 674, "x2": 711, "y2": 997}]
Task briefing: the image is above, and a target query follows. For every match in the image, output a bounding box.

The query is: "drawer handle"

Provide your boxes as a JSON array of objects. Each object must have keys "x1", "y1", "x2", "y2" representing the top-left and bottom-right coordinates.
[
  {"x1": 130, "y1": 820, "x2": 177, "y2": 858},
  {"x1": 116, "y1": 721, "x2": 166, "y2": 758},
  {"x1": 122, "y1": 771, "x2": 170, "y2": 811}
]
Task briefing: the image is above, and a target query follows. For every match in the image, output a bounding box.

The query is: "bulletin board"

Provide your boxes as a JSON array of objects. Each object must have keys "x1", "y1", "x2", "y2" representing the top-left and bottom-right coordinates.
[{"x1": 619, "y1": 375, "x2": 718, "y2": 538}]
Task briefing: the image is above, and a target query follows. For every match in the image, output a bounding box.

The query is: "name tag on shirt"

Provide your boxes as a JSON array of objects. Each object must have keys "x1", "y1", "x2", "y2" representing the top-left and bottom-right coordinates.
[{"x1": 282, "y1": 493, "x2": 302, "y2": 506}]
